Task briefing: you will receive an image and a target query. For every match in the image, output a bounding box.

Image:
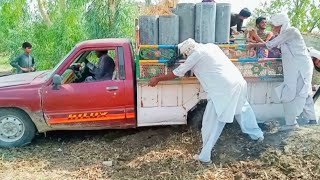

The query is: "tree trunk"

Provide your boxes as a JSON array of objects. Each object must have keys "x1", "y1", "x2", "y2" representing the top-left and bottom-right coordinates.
[
  {"x1": 59, "y1": 0, "x2": 66, "y2": 13},
  {"x1": 37, "y1": 0, "x2": 52, "y2": 27},
  {"x1": 308, "y1": 17, "x2": 320, "y2": 32},
  {"x1": 145, "y1": 0, "x2": 151, "y2": 6}
]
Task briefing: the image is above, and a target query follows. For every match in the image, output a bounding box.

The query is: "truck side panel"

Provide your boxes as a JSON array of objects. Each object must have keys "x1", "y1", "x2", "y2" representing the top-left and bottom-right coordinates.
[
  {"x1": 137, "y1": 79, "x2": 285, "y2": 126},
  {"x1": 137, "y1": 78, "x2": 205, "y2": 126}
]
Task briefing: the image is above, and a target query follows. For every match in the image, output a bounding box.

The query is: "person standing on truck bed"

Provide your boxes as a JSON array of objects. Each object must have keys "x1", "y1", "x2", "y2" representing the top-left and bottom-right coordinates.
[
  {"x1": 148, "y1": 38, "x2": 264, "y2": 164},
  {"x1": 10, "y1": 42, "x2": 36, "y2": 74},
  {"x1": 247, "y1": 17, "x2": 273, "y2": 43},
  {"x1": 84, "y1": 50, "x2": 115, "y2": 82},
  {"x1": 247, "y1": 17, "x2": 281, "y2": 58},
  {"x1": 230, "y1": 8, "x2": 251, "y2": 36},
  {"x1": 247, "y1": 13, "x2": 318, "y2": 129}
]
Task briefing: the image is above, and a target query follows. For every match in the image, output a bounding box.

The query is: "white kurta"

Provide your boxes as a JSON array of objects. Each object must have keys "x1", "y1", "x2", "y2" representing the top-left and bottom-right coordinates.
[
  {"x1": 173, "y1": 43, "x2": 263, "y2": 162},
  {"x1": 173, "y1": 43, "x2": 246, "y2": 123},
  {"x1": 266, "y1": 27, "x2": 314, "y2": 125},
  {"x1": 266, "y1": 27, "x2": 313, "y2": 102}
]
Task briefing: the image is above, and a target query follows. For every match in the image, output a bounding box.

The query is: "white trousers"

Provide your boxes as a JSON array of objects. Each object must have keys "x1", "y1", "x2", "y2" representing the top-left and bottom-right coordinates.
[
  {"x1": 198, "y1": 100, "x2": 264, "y2": 162},
  {"x1": 283, "y1": 75, "x2": 317, "y2": 125},
  {"x1": 302, "y1": 95, "x2": 317, "y2": 121}
]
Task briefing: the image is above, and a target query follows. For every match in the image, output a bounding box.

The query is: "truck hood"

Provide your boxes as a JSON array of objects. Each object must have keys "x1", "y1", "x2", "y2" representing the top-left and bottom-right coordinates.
[{"x1": 0, "y1": 71, "x2": 49, "y2": 88}]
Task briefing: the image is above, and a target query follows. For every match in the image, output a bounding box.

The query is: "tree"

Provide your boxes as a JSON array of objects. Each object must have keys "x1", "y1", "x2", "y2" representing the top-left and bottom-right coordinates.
[
  {"x1": 0, "y1": 0, "x2": 138, "y2": 70},
  {"x1": 37, "y1": 0, "x2": 52, "y2": 26},
  {"x1": 253, "y1": 0, "x2": 320, "y2": 32},
  {"x1": 84, "y1": 0, "x2": 137, "y2": 39}
]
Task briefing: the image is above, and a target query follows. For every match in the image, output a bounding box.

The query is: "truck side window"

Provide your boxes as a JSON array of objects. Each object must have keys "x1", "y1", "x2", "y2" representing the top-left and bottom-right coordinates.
[
  {"x1": 118, "y1": 47, "x2": 125, "y2": 80},
  {"x1": 61, "y1": 49, "x2": 119, "y2": 84}
]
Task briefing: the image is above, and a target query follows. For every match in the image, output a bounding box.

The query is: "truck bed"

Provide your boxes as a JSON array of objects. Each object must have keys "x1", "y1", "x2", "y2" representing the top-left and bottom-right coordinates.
[{"x1": 135, "y1": 44, "x2": 286, "y2": 125}]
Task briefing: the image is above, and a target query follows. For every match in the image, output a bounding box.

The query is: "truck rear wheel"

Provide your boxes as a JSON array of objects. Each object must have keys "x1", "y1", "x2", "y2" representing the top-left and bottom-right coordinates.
[
  {"x1": 187, "y1": 102, "x2": 206, "y2": 130},
  {"x1": 0, "y1": 109, "x2": 36, "y2": 148}
]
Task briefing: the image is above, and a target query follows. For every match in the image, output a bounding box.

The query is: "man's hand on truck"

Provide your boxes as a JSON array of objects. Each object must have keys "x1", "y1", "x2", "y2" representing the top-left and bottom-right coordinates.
[
  {"x1": 148, "y1": 72, "x2": 177, "y2": 87},
  {"x1": 148, "y1": 77, "x2": 159, "y2": 87}
]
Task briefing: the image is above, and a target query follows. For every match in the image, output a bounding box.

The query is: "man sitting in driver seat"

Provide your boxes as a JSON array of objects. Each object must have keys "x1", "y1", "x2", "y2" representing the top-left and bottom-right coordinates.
[{"x1": 84, "y1": 50, "x2": 115, "y2": 82}]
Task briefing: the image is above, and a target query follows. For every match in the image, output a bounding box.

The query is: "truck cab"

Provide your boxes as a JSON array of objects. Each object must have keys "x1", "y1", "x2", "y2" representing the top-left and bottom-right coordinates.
[{"x1": 0, "y1": 39, "x2": 137, "y2": 147}]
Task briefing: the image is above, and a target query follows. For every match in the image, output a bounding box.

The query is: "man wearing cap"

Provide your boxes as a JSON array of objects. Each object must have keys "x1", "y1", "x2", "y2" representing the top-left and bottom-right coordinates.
[
  {"x1": 248, "y1": 13, "x2": 317, "y2": 129},
  {"x1": 230, "y1": 8, "x2": 251, "y2": 36},
  {"x1": 148, "y1": 38, "x2": 264, "y2": 164}
]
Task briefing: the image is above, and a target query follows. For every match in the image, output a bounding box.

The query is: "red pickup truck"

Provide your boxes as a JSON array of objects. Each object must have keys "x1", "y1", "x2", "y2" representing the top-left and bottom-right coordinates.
[
  {"x1": 0, "y1": 38, "x2": 287, "y2": 148},
  {"x1": 0, "y1": 39, "x2": 135, "y2": 147},
  {"x1": 0, "y1": 38, "x2": 209, "y2": 148}
]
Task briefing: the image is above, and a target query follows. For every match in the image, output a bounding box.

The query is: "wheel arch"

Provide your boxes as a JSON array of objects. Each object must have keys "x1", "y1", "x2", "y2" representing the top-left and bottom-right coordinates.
[{"x1": 0, "y1": 107, "x2": 50, "y2": 133}]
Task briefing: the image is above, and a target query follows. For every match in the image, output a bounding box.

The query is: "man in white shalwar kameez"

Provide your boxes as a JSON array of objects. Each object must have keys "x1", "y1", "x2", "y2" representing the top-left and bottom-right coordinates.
[
  {"x1": 248, "y1": 13, "x2": 317, "y2": 129},
  {"x1": 148, "y1": 38, "x2": 264, "y2": 164},
  {"x1": 304, "y1": 47, "x2": 320, "y2": 125}
]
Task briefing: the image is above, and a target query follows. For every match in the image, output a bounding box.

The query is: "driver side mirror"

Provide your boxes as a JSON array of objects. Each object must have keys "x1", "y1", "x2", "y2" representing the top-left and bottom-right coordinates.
[{"x1": 52, "y1": 74, "x2": 62, "y2": 90}]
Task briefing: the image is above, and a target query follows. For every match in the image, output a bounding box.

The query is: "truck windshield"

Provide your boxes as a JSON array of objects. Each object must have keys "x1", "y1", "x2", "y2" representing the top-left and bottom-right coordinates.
[{"x1": 46, "y1": 46, "x2": 77, "y2": 80}]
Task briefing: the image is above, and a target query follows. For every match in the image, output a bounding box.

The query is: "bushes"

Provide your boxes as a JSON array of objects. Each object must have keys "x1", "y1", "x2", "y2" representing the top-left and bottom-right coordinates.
[{"x1": 0, "y1": 0, "x2": 138, "y2": 70}]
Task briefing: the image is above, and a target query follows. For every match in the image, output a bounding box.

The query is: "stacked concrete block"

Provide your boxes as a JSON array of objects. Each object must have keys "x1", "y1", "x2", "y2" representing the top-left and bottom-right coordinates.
[
  {"x1": 139, "y1": 16, "x2": 159, "y2": 45},
  {"x1": 159, "y1": 15, "x2": 179, "y2": 44},
  {"x1": 173, "y1": 3, "x2": 196, "y2": 43},
  {"x1": 195, "y1": 2, "x2": 216, "y2": 43},
  {"x1": 215, "y1": 3, "x2": 231, "y2": 43}
]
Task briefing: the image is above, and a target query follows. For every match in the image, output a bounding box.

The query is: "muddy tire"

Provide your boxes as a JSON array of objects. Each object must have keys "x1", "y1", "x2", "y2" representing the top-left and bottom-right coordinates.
[
  {"x1": 0, "y1": 109, "x2": 36, "y2": 148},
  {"x1": 187, "y1": 102, "x2": 206, "y2": 130}
]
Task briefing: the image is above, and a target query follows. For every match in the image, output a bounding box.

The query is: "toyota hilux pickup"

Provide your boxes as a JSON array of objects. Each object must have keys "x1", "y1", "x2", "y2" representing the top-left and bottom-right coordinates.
[{"x1": 0, "y1": 38, "x2": 285, "y2": 147}]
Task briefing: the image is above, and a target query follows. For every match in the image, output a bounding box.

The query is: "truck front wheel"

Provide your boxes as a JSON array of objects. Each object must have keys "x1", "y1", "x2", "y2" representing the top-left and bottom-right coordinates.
[
  {"x1": 0, "y1": 109, "x2": 36, "y2": 148},
  {"x1": 187, "y1": 102, "x2": 206, "y2": 130}
]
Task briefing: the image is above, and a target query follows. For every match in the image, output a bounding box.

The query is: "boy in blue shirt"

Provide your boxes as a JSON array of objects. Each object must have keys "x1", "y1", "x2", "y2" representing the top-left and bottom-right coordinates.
[{"x1": 10, "y1": 42, "x2": 36, "y2": 73}]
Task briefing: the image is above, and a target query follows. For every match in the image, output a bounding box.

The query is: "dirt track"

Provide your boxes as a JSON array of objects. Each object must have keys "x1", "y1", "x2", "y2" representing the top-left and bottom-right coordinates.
[{"x1": 0, "y1": 121, "x2": 319, "y2": 180}]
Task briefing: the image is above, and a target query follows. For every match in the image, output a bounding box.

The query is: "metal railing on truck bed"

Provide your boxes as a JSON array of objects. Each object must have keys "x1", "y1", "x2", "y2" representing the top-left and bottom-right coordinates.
[{"x1": 136, "y1": 44, "x2": 284, "y2": 82}]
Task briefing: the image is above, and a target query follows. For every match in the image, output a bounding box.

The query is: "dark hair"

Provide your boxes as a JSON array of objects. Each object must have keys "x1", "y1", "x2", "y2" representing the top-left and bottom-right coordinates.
[
  {"x1": 312, "y1": 57, "x2": 320, "y2": 72},
  {"x1": 96, "y1": 50, "x2": 109, "y2": 58},
  {"x1": 256, "y1": 17, "x2": 266, "y2": 25},
  {"x1": 22, "y1": 42, "x2": 32, "y2": 49},
  {"x1": 239, "y1": 8, "x2": 251, "y2": 18}
]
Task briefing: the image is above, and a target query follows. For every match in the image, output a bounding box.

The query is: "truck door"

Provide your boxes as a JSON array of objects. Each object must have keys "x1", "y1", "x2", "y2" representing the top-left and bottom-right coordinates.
[{"x1": 41, "y1": 47, "x2": 135, "y2": 128}]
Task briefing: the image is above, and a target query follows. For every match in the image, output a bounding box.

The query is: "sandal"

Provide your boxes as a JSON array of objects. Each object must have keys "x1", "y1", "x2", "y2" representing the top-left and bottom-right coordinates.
[{"x1": 193, "y1": 154, "x2": 212, "y2": 165}]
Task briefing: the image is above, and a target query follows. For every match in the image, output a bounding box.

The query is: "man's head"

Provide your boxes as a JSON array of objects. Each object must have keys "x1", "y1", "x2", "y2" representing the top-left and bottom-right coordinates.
[
  {"x1": 178, "y1": 38, "x2": 198, "y2": 58},
  {"x1": 96, "y1": 50, "x2": 108, "y2": 58},
  {"x1": 256, "y1": 16, "x2": 267, "y2": 30},
  {"x1": 309, "y1": 47, "x2": 320, "y2": 72},
  {"x1": 22, "y1": 42, "x2": 32, "y2": 54},
  {"x1": 270, "y1": 13, "x2": 290, "y2": 34},
  {"x1": 239, "y1": 8, "x2": 251, "y2": 20}
]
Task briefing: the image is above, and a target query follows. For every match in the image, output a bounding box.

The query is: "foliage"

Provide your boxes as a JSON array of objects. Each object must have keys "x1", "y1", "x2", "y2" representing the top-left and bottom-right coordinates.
[
  {"x1": 0, "y1": 0, "x2": 138, "y2": 70},
  {"x1": 252, "y1": 0, "x2": 320, "y2": 33}
]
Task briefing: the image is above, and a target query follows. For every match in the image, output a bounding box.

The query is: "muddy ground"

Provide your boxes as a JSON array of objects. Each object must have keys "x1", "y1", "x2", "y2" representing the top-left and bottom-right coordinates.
[
  {"x1": 0, "y1": 120, "x2": 319, "y2": 180},
  {"x1": 0, "y1": 58, "x2": 319, "y2": 179}
]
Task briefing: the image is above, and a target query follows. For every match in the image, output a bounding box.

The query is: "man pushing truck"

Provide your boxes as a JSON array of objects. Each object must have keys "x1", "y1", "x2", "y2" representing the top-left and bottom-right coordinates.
[{"x1": 148, "y1": 38, "x2": 264, "y2": 164}]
